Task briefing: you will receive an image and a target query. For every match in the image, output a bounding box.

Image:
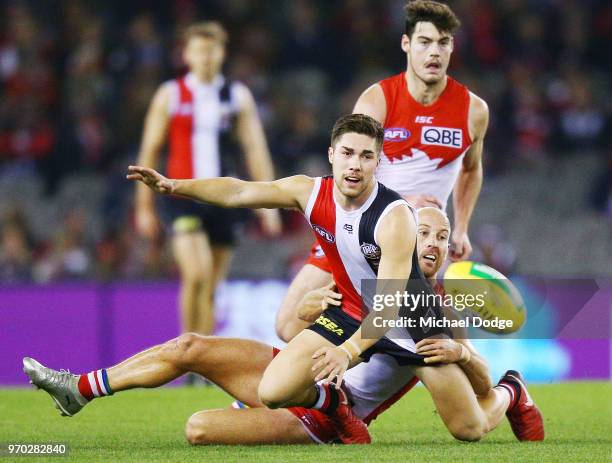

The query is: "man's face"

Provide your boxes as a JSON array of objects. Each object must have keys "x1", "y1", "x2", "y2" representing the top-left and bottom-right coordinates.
[
  {"x1": 328, "y1": 132, "x2": 380, "y2": 199},
  {"x1": 402, "y1": 22, "x2": 453, "y2": 84},
  {"x1": 417, "y1": 207, "x2": 450, "y2": 278},
  {"x1": 183, "y1": 36, "x2": 225, "y2": 77}
]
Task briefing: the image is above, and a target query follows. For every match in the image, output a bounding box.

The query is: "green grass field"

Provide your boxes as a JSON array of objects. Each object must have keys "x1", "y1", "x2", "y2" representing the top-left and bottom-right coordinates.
[{"x1": 1, "y1": 382, "x2": 611, "y2": 462}]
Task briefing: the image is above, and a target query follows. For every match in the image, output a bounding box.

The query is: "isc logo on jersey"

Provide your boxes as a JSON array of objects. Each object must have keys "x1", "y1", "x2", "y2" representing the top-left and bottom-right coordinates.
[
  {"x1": 384, "y1": 128, "x2": 410, "y2": 142},
  {"x1": 421, "y1": 126, "x2": 462, "y2": 148}
]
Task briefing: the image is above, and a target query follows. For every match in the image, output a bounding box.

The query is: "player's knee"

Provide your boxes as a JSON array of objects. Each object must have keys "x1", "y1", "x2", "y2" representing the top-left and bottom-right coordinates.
[
  {"x1": 448, "y1": 420, "x2": 485, "y2": 442},
  {"x1": 274, "y1": 317, "x2": 293, "y2": 343},
  {"x1": 257, "y1": 381, "x2": 286, "y2": 409},
  {"x1": 185, "y1": 412, "x2": 212, "y2": 445},
  {"x1": 162, "y1": 333, "x2": 205, "y2": 366},
  {"x1": 181, "y1": 267, "x2": 209, "y2": 287}
]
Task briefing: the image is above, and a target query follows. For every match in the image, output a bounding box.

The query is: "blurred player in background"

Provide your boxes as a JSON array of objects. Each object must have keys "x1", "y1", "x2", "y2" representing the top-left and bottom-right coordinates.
[
  {"x1": 276, "y1": 0, "x2": 489, "y2": 342},
  {"x1": 23, "y1": 208, "x2": 542, "y2": 444},
  {"x1": 135, "y1": 22, "x2": 281, "y2": 342}
]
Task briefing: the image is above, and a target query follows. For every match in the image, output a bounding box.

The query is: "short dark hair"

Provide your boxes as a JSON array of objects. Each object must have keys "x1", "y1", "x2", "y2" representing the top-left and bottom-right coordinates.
[
  {"x1": 331, "y1": 114, "x2": 385, "y2": 153},
  {"x1": 404, "y1": 0, "x2": 461, "y2": 38},
  {"x1": 183, "y1": 21, "x2": 228, "y2": 46}
]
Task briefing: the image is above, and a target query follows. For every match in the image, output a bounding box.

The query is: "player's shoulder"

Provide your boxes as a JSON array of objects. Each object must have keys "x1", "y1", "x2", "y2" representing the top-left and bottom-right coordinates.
[
  {"x1": 468, "y1": 91, "x2": 489, "y2": 133},
  {"x1": 229, "y1": 80, "x2": 255, "y2": 111},
  {"x1": 360, "y1": 82, "x2": 385, "y2": 100},
  {"x1": 354, "y1": 82, "x2": 386, "y2": 123},
  {"x1": 376, "y1": 200, "x2": 414, "y2": 247}
]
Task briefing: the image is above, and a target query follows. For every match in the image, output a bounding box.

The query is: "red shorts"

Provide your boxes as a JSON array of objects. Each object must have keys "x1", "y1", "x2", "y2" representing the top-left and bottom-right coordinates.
[
  {"x1": 271, "y1": 347, "x2": 338, "y2": 444},
  {"x1": 305, "y1": 242, "x2": 332, "y2": 274}
]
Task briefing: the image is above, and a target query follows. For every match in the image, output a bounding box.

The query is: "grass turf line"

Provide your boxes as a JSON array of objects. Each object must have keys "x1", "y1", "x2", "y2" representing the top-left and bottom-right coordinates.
[{"x1": 0, "y1": 382, "x2": 610, "y2": 462}]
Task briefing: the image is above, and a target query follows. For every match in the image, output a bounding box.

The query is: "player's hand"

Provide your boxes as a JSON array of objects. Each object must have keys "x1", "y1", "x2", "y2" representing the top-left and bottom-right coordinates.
[
  {"x1": 311, "y1": 346, "x2": 351, "y2": 389},
  {"x1": 127, "y1": 165, "x2": 175, "y2": 195},
  {"x1": 415, "y1": 338, "x2": 464, "y2": 364},
  {"x1": 256, "y1": 209, "x2": 282, "y2": 237},
  {"x1": 403, "y1": 194, "x2": 442, "y2": 209},
  {"x1": 297, "y1": 281, "x2": 342, "y2": 322},
  {"x1": 449, "y1": 230, "x2": 472, "y2": 261},
  {"x1": 135, "y1": 207, "x2": 161, "y2": 241}
]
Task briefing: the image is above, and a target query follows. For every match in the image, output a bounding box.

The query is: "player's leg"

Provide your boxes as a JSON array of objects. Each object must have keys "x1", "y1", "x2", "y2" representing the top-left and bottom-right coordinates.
[
  {"x1": 275, "y1": 263, "x2": 332, "y2": 342},
  {"x1": 412, "y1": 363, "x2": 509, "y2": 441},
  {"x1": 210, "y1": 245, "x2": 233, "y2": 290},
  {"x1": 185, "y1": 408, "x2": 312, "y2": 445},
  {"x1": 258, "y1": 329, "x2": 334, "y2": 409},
  {"x1": 172, "y1": 227, "x2": 214, "y2": 335},
  {"x1": 23, "y1": 335, "x2": 275, "y2": 416},
  {"x1": 107, "y1": 335, "x2": 273, "y2": 406}
]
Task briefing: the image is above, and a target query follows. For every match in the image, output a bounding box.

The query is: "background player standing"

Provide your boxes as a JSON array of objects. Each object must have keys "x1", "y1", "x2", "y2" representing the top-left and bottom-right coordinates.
[
  {"x1": 134, "y1": 22, "x2": 281, "y2": 339},
  {"x1": 276, "y1": 0, "x2": 489, "y2": 342}
]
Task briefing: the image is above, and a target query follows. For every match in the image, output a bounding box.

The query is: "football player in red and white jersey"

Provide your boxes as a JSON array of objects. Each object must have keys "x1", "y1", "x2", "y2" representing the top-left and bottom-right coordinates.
[
  {"x1": 134, "y1": 22, "x2": 281, "y2": 340},
  {"x1": 276, "y1": 0, "x2": 489, "y2": 342}
]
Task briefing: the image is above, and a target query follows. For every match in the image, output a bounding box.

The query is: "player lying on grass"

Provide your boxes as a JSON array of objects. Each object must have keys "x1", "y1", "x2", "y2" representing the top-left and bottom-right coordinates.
[
  {"x1": 23, "y1": 209, "x2": 543, "y2": 444},
  {"x1": 293, "y1": 206, "x2": 544, "y2": 442}
]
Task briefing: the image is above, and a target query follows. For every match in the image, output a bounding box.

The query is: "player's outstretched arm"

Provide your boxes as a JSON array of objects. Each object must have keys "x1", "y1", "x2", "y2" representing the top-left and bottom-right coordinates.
[
  {"x1": 127, "y1": 166, "x2": 313, "y2": 211},
  {"x1": 312, "y1": 205, "x2": 416, "y2": 387},
  {"x1": 451, "y1": 93, "x2": 489, "y2": 261}
]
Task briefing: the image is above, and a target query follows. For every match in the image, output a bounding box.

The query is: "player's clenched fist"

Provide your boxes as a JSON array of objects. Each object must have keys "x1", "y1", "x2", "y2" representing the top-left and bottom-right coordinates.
[{"x1": 127, "y1": 166, "x2": 176, "y2": 194}]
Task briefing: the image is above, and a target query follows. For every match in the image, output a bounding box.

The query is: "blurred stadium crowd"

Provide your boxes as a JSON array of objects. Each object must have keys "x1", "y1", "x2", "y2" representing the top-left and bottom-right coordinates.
[{"x1": 1, "y1": 0, "x2": 611, "y2": 283}]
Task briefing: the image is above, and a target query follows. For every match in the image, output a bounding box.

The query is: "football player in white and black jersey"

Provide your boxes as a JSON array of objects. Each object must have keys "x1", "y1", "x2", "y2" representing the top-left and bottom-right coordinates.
[
  {"x1": 134, "y1": 22, "x2": 281, "y2": 342},
  {"x1": 127, "y1": 114, "x2": 449, "y2": 444}
]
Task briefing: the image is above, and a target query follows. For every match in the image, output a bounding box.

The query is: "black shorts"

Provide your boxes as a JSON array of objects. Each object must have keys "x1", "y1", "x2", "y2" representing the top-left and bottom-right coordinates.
[
  {"x1": 307, "y1": 306, "x2": 448, "y2": 366},
  {"x1": 162, "y1": 196, "x2": 248, "y2": 246}
]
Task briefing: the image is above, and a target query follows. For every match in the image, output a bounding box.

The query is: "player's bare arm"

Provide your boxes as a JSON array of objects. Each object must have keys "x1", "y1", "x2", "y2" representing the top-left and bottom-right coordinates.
[
  {"x1": 127, "y1": 166, "x2": 313, "y2": 212},
  {"x1": 235, "y1": 84, "x2": 282, "y2": 236},
  {"x1": 450, "y1": 93, "x2": 489, "y2": 260},
  {"x1": 312, "y1": 204, "x2": 416, "y2": 387},
  {"x1": 415, "y1": 337, "x2": 493, "y2": 397},
  {"x1": 134, "y1": 83, "x2": 172, "y2": 239}
]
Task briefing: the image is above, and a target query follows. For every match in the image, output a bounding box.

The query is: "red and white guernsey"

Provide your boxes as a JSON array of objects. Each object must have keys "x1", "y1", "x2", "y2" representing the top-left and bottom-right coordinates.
[
  {"x1": 166, "y1": 73, "x2": 245, "y2": 179},
  {"x1": 377, "y1": 72, "x2": 473, "y2": 209}
]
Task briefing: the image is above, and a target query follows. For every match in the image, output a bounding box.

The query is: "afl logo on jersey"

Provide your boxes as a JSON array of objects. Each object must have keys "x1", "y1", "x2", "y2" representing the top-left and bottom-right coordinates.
[
  {"x1": 313, "y1": 225, "x2": 335, "y2": 244},
  {"x1": 384, "y1": 128, "x2": 410, "y2": 142},
  {"x1": 421, "y1": 126, "x2": 462, "y2": 148},
  {"x1": 361, "y1": 242, "x2": 381, "y2": 260}
]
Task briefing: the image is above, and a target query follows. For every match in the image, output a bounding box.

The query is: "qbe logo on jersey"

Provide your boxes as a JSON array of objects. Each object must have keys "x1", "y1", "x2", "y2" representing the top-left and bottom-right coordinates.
[{"x1": 421, "y1": 126, "x2": 463, "y2": 148}]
